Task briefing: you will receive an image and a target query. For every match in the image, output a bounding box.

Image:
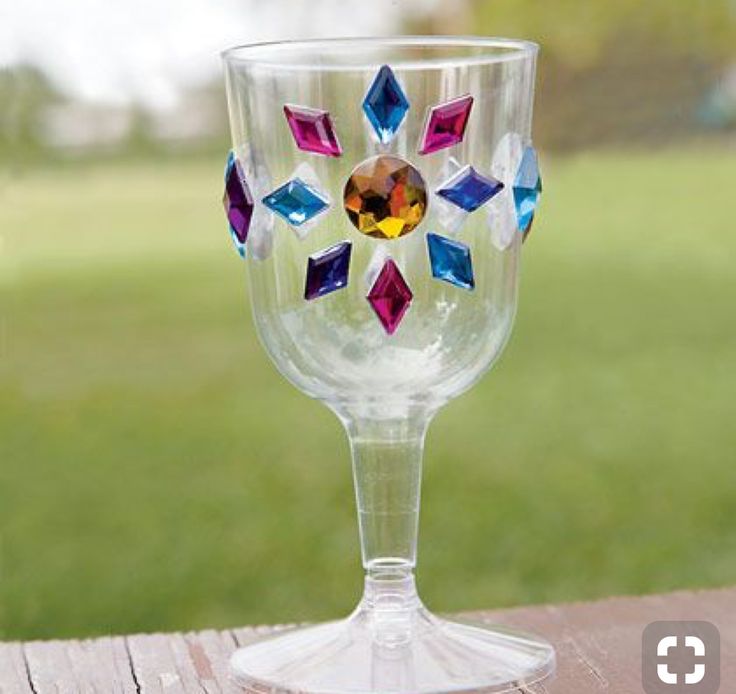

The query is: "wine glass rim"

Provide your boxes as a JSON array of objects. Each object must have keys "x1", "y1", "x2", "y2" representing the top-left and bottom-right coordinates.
[{"x1": 221, "y1": 35, "x2": 538, "y2": 71}]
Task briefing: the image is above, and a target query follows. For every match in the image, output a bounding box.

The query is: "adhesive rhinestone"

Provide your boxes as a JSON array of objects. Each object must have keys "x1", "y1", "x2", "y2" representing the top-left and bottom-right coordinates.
[
  {"x1": 304, "y1": 241, "x2": 352, "y2": 300},
  {"x1": 437, "y1": 165, "x2": 504, "y2": 213},
  {"x1": 513, "y1": 146, "x2": 542, "y2": 232},
  {"x1": 343, "y1": 155, "x2": 427, "y2": 240},
  {"x1": 488, "y1": 133, "x2": 524, "y2": 251},
  {"x1": 366, "y1": 259, "x2": 412, "y2": 335},
  {"x1": 284, "y1": 104, "x2": 342, "y2": 157},
  {"x1": 363, "y1": 65, "x2": 410, "y2": 144},
  {"x1": 262, "y1": 178, "x2": 329, "y2": 227},
  {"x1": 418, "y1": 95, "x2": 474, "y2": 155},
  {"x1": 426, "y1": 233, "x2": 474, "y2": 290},
  {"x1": 522, "y1": 213, "x2": 535, "y2": 243},
  {"x1": 223, "y1": 154, "x2": 254, "y2": 256}
]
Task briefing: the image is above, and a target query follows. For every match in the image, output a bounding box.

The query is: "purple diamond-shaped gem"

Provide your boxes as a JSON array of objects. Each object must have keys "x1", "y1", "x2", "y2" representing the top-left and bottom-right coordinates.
[
  {"x1": 418, "y1": 95, "x2": 473, "y2": 155},
  {"x1": 367, "y1": 259, "x2": 412, "y2": 335},
  {"x1": 304, "y1": 241, "x2": 352, "y2": 300},
  {"x1": 223, "y1": 155, "x2": 254, "y2": 244},
  {"x1": 284, "y1": 104, "x2": 342, "y2": 157},
  {"x1": 437, "y1": 165, "x2": 504, "y2": 213}
]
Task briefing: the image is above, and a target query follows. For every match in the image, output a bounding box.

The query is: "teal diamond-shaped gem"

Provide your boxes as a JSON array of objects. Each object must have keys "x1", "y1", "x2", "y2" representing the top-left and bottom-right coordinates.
[
  {"x1": 262, "y1": 178, "x2": 329, "y2": 227},
  {"x1": 513, "y1": 146, "x2": 541, "y2": 233},
  {"x1": 426, "y1": 232, "x2": 474, "y2": 290}
]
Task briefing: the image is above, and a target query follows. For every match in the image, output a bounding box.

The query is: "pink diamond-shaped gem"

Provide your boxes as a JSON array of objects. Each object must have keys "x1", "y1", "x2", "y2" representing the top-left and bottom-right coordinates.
[
  {"x1": 418, "y1": 94, "x2": 474, "y2": 155},
  {"x1": 367, "y1": 259, "x2": 413, "y2": 335},
  {"x1": 284, "y1": 104, "x2": 342, "y2": 157}
]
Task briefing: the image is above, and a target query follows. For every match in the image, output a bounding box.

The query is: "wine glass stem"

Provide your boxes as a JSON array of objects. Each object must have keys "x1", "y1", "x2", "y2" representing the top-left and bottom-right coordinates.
[{"x1": 343, "y1": 413, "x2": 430, "y2": 602}]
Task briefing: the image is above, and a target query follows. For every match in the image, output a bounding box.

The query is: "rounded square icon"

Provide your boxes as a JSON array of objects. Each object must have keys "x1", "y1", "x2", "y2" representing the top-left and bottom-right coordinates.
[{"x1": 642, "y1": 621, "x2": 720, "y2": 694}]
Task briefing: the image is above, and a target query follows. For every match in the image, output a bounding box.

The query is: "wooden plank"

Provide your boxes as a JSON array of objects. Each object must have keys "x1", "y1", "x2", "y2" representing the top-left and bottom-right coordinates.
[
  {"x1": 478, "y1": 586, "x2": 736, "y2": 693},
  {"x1": 1, "y1": 588, "x2": 734, "y2": 692},
  {"x1": 126, "y1": 629, "x2": 238, "y2": 693},
  {"x1": 22, "y1": 636, "x2": 136, "y2": 693},
  {"x1": 0, "y1": 643, "x2": 34, "y2": 694}
]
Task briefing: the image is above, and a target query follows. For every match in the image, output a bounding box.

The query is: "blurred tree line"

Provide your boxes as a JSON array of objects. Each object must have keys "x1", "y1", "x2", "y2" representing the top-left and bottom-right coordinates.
[
  {"x1": 1, "y1": 0, "x2": 734, "y2": 164},
  {"x1": 0, "y1": 66, "x2": 59, "y2": 163},
  {"x1": 424, "y1": 0, "x2": 736, "y2": 149}
]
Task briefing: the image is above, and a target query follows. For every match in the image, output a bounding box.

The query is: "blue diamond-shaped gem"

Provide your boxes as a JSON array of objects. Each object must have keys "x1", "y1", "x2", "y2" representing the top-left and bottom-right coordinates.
[
  {"x1": 513, "y1": 146, "x2": 541, "y2": 232},
  {"x1": 262, "y1": 178, "x2": 329, "y2": 227},
  {"x1": 304, "y1": 241, "x2": 352, "y2": 300},
  {"x1": 437, "y1": 165, "x2": 504, "y2": 213},
  {"x1": 363, "y1": 65, "x2": 410, "y2": 144},
  {"x1": 427, "y1": 233, "x2": 474, "y2": 290}
]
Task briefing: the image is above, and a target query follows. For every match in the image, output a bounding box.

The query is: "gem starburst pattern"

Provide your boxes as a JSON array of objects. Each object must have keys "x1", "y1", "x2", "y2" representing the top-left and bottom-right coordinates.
[{"x1": 221, "y1": 64, "x2": 542, "y2": 335}]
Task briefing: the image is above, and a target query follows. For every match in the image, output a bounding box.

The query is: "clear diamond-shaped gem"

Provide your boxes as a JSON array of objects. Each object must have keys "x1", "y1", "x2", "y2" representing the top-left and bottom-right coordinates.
[
  {"x1": 437, "y1": 165, "x2": 504, "y2": 213},
  {"x1": 363, "y1": 65, "x2": 410, "y2": 144},
  {"x1": 433, "y1": 157, "x2": 469, "y2": 234},
  {"x1": 488, "y1": 133, "x2": 524, "y2": 251},
  {"x1": 366, "y1": 259, "x2": 412, "y2": 335},
  {"x1": 418, "y1": 94, "x2": 473, "y2": 155},
  {"x1": 262, "y1": 178, "x2": 329, "y2": 228},
  {"x1": 426, "y1": 233, "x2": 474, "y2": 290}
]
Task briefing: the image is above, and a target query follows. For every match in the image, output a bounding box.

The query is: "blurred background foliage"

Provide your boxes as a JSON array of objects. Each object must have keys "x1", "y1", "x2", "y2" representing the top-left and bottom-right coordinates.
[
  {"x1": 1, "y1": 0, "x2": 735, "y2": 640},
  {"x1": 1, "y1": 0, "x2": 735, "y2": 164}
]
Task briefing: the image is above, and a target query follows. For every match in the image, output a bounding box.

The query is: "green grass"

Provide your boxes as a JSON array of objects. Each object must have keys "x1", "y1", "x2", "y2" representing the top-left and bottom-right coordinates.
[{"x1": 1, "y1": 150, "x2": 735, "y2": 640}]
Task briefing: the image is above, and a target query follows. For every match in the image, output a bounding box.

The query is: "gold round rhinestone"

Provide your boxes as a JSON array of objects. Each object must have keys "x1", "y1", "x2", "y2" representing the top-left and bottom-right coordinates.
[{"x1": 343, "y1": 155, "x2": 427, "y2": 240}]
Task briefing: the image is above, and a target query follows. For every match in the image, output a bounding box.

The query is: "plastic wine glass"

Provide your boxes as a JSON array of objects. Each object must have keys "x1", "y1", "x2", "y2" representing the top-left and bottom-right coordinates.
[{"x1": 222, "y1": 36, "x2": 552, "y2": 694}]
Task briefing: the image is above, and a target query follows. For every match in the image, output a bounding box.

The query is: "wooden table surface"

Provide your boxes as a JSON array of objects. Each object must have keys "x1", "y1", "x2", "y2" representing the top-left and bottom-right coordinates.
[{"x1": 1, "y1": 587, "x2": 733, "y2": 693}]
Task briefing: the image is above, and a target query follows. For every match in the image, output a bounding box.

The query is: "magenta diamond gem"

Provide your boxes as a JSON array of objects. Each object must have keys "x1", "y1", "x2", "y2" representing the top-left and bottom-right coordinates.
[
  {"x1": 223, "y1": 154, "x2": 254, "y2": 247},
  {"x1": 367, "y1": 259, "x2": 413, "y2": 335},
  {"x1": 418, "y1": 94, "x2": 474, "y2": 155},
  {"x1": 284, "y1": 104, "x2": 342, "y2": 157}
]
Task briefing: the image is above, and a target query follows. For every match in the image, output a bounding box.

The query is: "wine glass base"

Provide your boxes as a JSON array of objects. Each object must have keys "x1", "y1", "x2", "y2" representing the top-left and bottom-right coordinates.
[{"x1": 230, "y1": 606, "x2": 555, "y2": 694}]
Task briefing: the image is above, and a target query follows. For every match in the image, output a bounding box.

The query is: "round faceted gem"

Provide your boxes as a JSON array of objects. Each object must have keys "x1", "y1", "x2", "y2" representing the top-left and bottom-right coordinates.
[{"x1": 343, "y1": 155, "x2": 427, "y2": 240}]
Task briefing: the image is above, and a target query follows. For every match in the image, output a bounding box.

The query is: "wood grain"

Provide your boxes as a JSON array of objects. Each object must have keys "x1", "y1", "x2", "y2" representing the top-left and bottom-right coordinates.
[
  {"x1": 0, "y1": 643, "x2": 34, "y2": 694},
  {"x1": 1, "y1": 587, "x2": 733, "y2": 693},
  {"x1": 22, "y1": 636, "x2": 137, "y2": 693}
]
